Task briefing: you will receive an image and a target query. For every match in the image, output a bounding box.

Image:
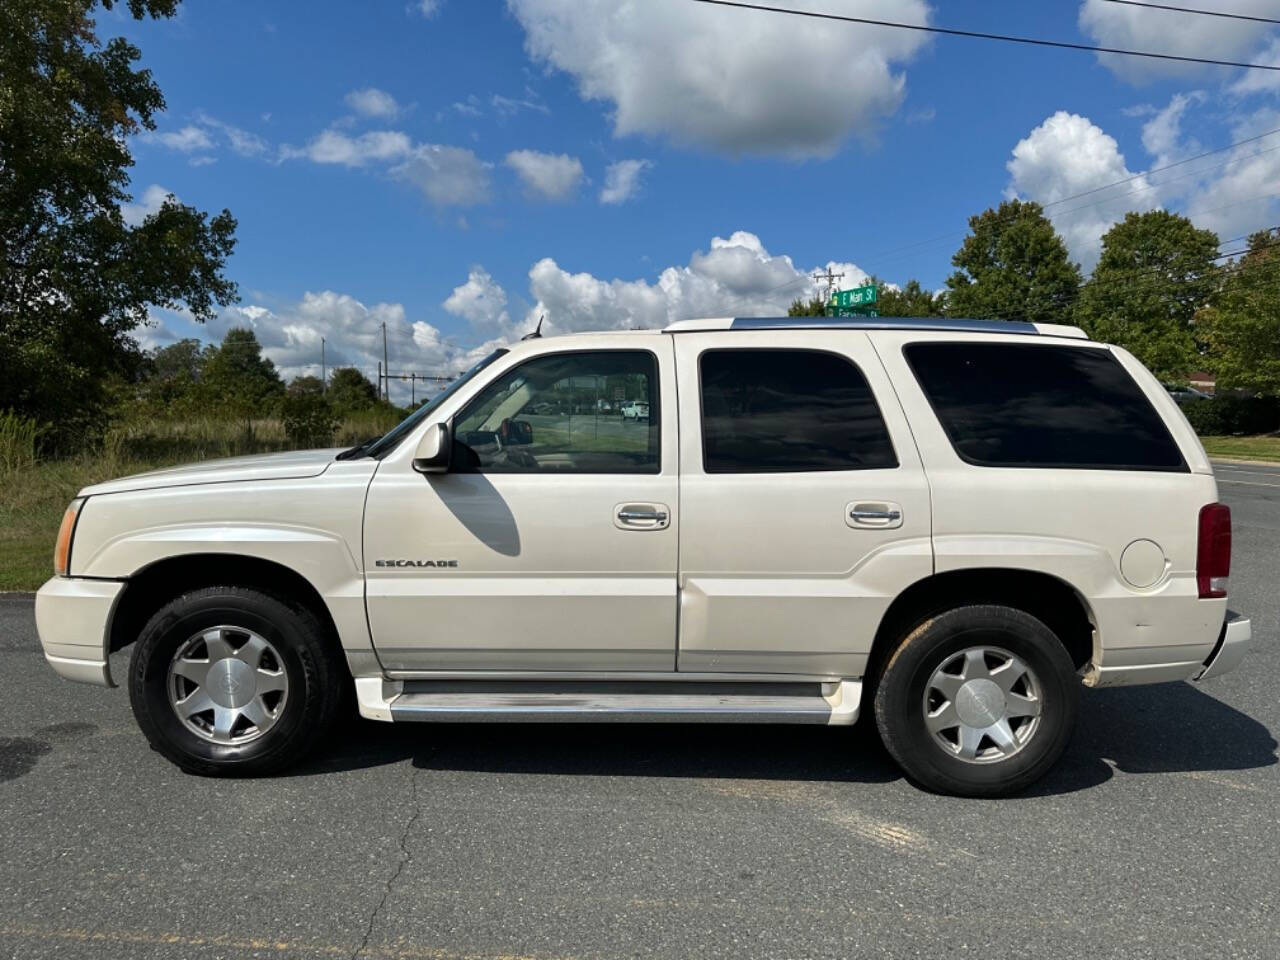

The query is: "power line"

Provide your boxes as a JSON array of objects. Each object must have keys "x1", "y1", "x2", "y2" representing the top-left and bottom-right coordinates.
[
  {"x1": 1101, "y1": 0, "x2": 1280, "y2": 25},
  {"x1": 689, "y1": 0, "x2": 1280, "y2": 72}
]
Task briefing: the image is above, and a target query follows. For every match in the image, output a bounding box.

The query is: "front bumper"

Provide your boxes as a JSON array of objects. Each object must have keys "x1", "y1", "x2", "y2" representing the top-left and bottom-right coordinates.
[
  {"x1": 1193, "y1": 610, "x2": 1251, "y2": 682},
  {"x1": 34, "y1": 576, "x2": 124, "y2": 687}
]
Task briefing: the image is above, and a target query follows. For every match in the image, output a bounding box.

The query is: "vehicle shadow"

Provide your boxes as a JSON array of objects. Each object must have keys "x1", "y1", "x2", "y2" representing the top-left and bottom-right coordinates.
[{"x1": 290, "y1": 682, "x2": 1277, "y2": 797}]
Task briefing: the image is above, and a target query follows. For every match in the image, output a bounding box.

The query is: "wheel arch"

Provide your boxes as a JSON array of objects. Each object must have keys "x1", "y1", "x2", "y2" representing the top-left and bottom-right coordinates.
[
  {"x1": 108, "y1": 553, "x2": 344, "y2": 658},
  {"x1": 865, "y1": 568, "x2": 1096, "y2": 693}
]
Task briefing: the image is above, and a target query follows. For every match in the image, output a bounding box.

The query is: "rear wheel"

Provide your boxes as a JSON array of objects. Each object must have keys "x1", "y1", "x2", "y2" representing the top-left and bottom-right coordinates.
[
  {"x1": 128, "y1": 586, "x2": 345, "y2": 776},
  {"x1": 873, "y1": 605, "x2": 1079, "y2": 797}
]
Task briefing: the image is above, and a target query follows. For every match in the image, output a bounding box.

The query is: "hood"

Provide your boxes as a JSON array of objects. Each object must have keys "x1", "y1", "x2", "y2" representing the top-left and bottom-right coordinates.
[{"x1": 79, "y1": 448, "x2": 343, "y2": 497}]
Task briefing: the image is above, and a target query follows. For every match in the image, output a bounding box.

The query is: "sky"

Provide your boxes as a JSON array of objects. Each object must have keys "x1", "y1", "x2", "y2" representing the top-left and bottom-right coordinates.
[{"x1": 111, "y1": 0, "x2": 1280, "y2": 403}]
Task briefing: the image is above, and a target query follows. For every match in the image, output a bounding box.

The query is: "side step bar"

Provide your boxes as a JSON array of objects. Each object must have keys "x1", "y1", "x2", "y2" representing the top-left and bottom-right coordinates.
[{"x1": 355, "y1": 678, "x2": 862, "y2": 726}]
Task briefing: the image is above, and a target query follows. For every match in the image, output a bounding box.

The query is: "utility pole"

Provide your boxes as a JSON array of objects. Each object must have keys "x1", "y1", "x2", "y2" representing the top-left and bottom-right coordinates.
[
  {"x1": 320, "y1": 337, "x2": 326, "y2": 388},
  {"x1": 377, "y1": 361, "x2": 382, "y2": 403},
  {"x1": 381, "y1": 322, "x2": 389, "y2": 402},
  {"x1": 811, "y1": 268, "x2": 844, "y2": 303},
  {"x1": 410, "y1": 371, "x2": 417, "y2": 406}
]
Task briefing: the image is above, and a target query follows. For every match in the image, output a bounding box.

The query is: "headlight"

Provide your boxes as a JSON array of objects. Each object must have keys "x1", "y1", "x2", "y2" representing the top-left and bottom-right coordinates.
[{"x1": 53, "y1": 498, "x2": 85, "y2": 577}]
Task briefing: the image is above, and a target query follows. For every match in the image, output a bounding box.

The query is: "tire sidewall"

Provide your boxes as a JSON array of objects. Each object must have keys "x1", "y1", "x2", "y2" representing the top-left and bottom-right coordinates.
[
  {"x1": 130, "y1": 590, "x2": 325, "y2": 772},
  {"x1": 875, "y1": 606, "x2": 1079, "y2": 797}
]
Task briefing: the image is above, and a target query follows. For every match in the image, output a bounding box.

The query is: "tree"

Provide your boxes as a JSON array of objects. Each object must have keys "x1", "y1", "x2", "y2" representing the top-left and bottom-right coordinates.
[
  {"x1": 946, "y1": 199, "x2": 1081, "y2": 323},
  {"x1": 281, "y1": 376, "x2": 340, "y2": 449},
  {"x1": 201, "y1": 328, "x2": 283, "y2": 429},
  {"x1": 326, "y1": 367, "x2": 378, "y2": 415},
  {"x1": 138, "y1": 338, "x2": 210, "y2": 417},
  {"x1": 1076, "y1": 211, "x2": 1219, "y2": 381},
  {"x1": 1201, "y1": 229, "x2": 1280, "y2": 395},
  {"x1": 787, "y1": 296, "x2": 826, "y2": 317},
  {"x1": 0, "y1": 0, "x2": 237, "y2": 449},
  {"x1": 876, "y1": 278, "x2": 944, "y2": 317}
]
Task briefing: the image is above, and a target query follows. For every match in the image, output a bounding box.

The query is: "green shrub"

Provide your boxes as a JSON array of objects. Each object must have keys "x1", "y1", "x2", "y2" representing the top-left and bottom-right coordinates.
[
  {"x1": 281, "y1": 378, "x2": 341, "y2": 448},
  {"x1": 1183, "y1": 396, "x2": 1280, "y2": 436}
]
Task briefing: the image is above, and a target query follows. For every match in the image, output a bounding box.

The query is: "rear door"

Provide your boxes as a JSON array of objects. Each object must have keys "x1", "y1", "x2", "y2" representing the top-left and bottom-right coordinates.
[{"x1": 672, "y1": 330, "x2": 933, "y2": 678}]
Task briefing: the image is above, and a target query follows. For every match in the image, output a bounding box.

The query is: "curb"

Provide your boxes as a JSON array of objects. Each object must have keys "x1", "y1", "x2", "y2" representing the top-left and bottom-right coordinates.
[{"x1": 1211, "y1": 457, "x2": 1280, "y2": 467}]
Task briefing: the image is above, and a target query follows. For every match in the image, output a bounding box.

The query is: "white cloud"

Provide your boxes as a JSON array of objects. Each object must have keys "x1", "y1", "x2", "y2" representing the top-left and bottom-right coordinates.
[
  {"x1": 289, "y1": 129, "x2": 412, "y2": 166},
  {"x1": 1078, "y1": 0, "x2": 1280, "y2": 82},
  {"x1": 413, "y1": 0, "x2": 442, "y2": 17},
  {"x1": 1006, "y1": 103, "x2": 1280, "y2": 267},
  {"x1": 192, "y1": 111, "x2": 270, "y2": 157},
  {"x1": 514, "y1": 230, "x2": 868, "y2": 335},
  {"x1": 345, "y1": 87, "x2": 401, "y2": 119},
  {"x1": 391, "y1": 144, "x2": 492, "y2": 206},
  {"x1": 1231, "y1": 35, "x2": 1280, "y2": 96},
  {"x1": 452, "y1": 95, "x2": 483, "y2": 117},
  {"x1": 443, "y1": 267, "x2": 515, "y2": 338},
  {"x1": 504, "y1": 149, "x2": 584, "y2": 200},
  {"x1": 1005, "y1": 111, "x2": 1156, "y2": 269},
  {"x1": 491, "y1": 93, "x2": 550, "y2": 116},
  {"x1": 600, "y1": 159, "x2": 652, "y2": 205},
  {"x1": 507, "y1": 0, "x2": 933, "y2": 158},
  {"x1": 209, "y1": 291, "x2": 494, "y2": 403},
  {"x1": 146, "y1": 124, "x2": 214, "y2": 153},
  {"x1": 120, "y1": 184, "x2": 174, "y2": 226}
]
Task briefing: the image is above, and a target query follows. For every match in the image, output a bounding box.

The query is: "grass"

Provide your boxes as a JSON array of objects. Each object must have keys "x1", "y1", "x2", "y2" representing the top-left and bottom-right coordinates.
[
  {"x1": 1199, "y1": 435, "x2": 1280, "y2": 462},
  {"x1": 0, "y1": 409, "x2": 404, "y2": 592}
]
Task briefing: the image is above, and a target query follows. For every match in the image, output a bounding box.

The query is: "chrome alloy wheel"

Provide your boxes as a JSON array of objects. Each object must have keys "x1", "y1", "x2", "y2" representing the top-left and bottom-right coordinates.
[
  {"x1": 167, "y1": 626, "x2": 288, "y2": 744},
  {"x1": 922, "y1": 646, "x2": 1042, "y2": 763}
]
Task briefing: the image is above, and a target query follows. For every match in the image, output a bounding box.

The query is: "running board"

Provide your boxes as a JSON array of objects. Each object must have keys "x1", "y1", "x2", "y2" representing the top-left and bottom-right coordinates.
[{"x1": 355, "y1": 678, "x2": 861, "y2": 726}]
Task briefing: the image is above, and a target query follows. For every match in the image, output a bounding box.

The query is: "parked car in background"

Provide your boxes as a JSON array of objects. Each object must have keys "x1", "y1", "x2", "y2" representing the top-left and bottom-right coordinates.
[
  {"x1": 620, "y1": 399, "x2": 650, "y2": 422},
  {"x1": 1164, "y1": 383, "x2": 1212, "y2": 405},
  {"x1": 36, "y1": 316, "x2": 1249, "y2": 797}
]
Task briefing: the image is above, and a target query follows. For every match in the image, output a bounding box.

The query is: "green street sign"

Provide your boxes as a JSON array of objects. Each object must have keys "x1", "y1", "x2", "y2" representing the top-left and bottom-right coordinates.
[
  {"x1": 831, "y1": 306, "x2": 879, "y2": 318},
  {"x1": 829, "y1": 285, "x2": 877, "y2": 308}
]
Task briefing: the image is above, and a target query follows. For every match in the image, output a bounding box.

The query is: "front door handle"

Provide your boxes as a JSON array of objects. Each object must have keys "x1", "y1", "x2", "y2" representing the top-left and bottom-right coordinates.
[
  {"x1": 614, "y1": 503, "x2": 670, "y2": 530},
  {"x1": 847, "y1": 501, "x2": 903, "y2": 529}
]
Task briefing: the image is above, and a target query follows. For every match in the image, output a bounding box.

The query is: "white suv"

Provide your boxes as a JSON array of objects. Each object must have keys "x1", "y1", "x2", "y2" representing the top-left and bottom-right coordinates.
[{"x1": 35, "y1": 317, "x2": 1251, "y2": 796}]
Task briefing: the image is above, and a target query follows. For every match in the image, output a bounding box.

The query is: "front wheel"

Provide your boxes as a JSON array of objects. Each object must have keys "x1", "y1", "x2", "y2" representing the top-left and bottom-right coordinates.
[
  {"x1": 128, "y1": 586, "x2": 346, "y2": 776},
  {"x1": 873, "y1": 605, "x2": 1079, "y2": 797}
]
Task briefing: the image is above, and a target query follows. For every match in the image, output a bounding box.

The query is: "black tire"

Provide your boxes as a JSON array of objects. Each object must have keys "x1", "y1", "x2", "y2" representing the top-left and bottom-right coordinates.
[
  {"x1": 873, "y1": 605, "x2": 1079, "y2": 798},
  {"x1": 128, "y1": 586, "x2": 346, "y2": 776}
]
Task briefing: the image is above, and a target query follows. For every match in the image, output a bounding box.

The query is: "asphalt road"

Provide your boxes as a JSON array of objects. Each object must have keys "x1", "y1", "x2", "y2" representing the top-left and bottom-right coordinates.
[{"x1": 2, "y1": 464, "x2": 1278, "y2": 960}]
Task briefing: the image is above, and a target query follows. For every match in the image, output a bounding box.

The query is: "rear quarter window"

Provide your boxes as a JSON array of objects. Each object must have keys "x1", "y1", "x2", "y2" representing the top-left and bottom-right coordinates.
[{"x1": 904, "y1": 342, "x2": 1186, "y2": 471}]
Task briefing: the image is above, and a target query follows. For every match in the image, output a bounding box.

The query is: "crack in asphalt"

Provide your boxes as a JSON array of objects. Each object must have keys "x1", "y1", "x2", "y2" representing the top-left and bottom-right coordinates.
[{"x1": 350, "y1": 763, "x2": 422, "y2": 960}]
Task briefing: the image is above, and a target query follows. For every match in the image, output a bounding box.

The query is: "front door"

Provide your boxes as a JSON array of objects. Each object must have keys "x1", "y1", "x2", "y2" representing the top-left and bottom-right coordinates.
[
  {"x1": 673, "y1": 330, "x2": 933, "y2": 678},
  {"x1": 364, "y1": 339, "x2": 679, "y2": 673}
]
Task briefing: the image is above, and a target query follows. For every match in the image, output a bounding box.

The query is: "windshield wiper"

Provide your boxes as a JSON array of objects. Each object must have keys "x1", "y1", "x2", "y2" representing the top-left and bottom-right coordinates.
[{"x1": 335, "y1": 436, "x2": 381, "y2": 461}]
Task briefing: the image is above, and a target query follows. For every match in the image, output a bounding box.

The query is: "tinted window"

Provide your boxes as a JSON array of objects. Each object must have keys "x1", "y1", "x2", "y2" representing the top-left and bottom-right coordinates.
[
  {"x1": 904, "y1": 343, "x2": 1186, "y2": 470},
  {"x1": 700, "y1": 349, "x2": 897, "y2": 473},
  {"x1": 453, "y1": 351, "x2": 659, "y2": 473}
]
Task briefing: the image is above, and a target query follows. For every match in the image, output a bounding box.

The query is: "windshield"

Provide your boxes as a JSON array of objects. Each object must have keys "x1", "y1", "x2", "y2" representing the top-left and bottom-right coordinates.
[{"x1": 365, "y1": 349, "x2": 508, "y2": 459}]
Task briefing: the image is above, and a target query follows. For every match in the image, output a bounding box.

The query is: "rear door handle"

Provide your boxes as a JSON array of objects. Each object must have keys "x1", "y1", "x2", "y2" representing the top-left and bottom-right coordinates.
[
  {"x1": 614, "y1": 503, "x2": 670, "y2": 530},
  {"x1": 847, "y1": 501, "x2": 903, "y2": 529}
]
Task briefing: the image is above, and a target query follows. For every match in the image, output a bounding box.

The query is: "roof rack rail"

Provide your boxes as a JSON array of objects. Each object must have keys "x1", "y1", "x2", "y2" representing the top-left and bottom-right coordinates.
[{"x1": 663, "y1": 316, "x2": 1088, "y2": 339}]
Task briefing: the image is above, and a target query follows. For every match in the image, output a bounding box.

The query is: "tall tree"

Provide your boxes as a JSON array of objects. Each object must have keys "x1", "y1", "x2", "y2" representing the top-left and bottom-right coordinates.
[
  {"x1": 201, "y1": 328, "x2": 283, "y2": 429},
  {"x1": 946, "y1": 199, "x2": 1081, "y2": 323},
  {"x1": 1077, "y1": 211, "x2": 1219, "y2": 381},
  {"x1": 0, "y1": 0, "x2": 237, "y2": 448},
  {"x1": 326, "y1": 367, "x2": 379, "y2": 415},
  {"x1": 877, "y1": 278, "x2": 944, "y2": 317},
  {"x1": 1201, "y1": 229, "x2": 1280, "y2": 395}
]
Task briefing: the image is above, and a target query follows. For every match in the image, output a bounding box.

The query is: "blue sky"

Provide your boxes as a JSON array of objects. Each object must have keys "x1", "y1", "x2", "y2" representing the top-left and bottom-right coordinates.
[{"x1": 111, "y1": 0, "x2": 1280, "y2": 400}]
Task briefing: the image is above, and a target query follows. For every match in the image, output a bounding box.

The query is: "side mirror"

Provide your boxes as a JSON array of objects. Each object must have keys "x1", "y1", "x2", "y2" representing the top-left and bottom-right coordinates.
[{"x1": 412, "y1": 422, "x2": 452, "y2": 474}]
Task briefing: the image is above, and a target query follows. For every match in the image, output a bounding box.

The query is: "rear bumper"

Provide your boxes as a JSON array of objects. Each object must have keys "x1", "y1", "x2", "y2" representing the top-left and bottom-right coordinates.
[
  {"x1": 1193, "y1": 610, "x2": 1251, "y2": 682},
  {"x1": 34, "y1": 576, "x2": 124, "y2": 687}
]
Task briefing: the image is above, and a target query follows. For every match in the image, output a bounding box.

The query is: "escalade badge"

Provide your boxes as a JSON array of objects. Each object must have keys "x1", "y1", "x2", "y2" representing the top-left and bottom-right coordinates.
[{"x1": 375, "y1": 559, "x2": 459, "y2": 568}]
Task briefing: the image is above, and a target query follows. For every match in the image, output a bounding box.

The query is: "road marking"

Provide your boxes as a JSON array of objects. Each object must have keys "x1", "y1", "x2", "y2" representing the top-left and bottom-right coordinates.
[
  {"x1": 0, "y1": 924, "x2": 561, "y2": 960},
  {"x1": 1215, "y1": 467, "x2": 1280, "y2": 478}
]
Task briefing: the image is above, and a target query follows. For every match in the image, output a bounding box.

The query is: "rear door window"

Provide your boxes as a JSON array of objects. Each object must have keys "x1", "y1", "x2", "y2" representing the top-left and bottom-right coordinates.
[
  {"x1": 904, "y1": 342, "x2": 1186, "y2": 471},
  {"x1": 699, "y1": 349, "x2": 898, "y2": 473}
]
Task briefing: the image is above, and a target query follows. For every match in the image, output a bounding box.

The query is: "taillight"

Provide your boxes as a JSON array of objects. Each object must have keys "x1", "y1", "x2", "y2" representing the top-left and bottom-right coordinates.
[
  {"x1": 53, "y1": 498, "x2": 84, "y2": 577},
  {"x1": 1196, "y1": 503, "x2": 1231, "y2": 599}
]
